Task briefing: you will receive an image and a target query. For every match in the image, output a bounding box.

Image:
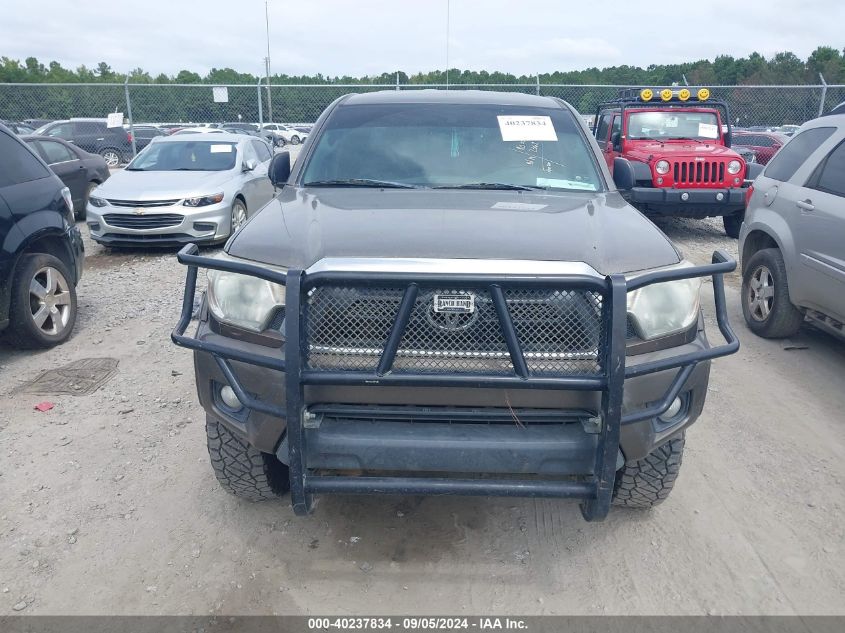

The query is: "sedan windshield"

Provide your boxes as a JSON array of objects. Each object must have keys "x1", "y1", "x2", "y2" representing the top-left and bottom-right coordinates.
[
  {"x1": 126, "y1": 141, "x2": 238, "y2": 171},
  {"x1": 627, "y1": 111, "x2": 721, "y2": 141},
  {"x1": 301, "y1": 103, "x2": 603, "y2": 191}
]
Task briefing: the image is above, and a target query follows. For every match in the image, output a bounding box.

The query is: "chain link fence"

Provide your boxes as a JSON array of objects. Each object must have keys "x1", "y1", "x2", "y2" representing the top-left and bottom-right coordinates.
[{"x1": 2, "y1": 81, "x2": 843, "y2": 157}]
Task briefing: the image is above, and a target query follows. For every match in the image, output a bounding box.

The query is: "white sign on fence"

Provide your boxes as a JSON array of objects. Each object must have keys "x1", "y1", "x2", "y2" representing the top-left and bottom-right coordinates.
[
  {"x1": 106, "y1": 112, "x2": 124, "y2": 128},
  {"x1": 212, "y1": 86, "x2": 229, "y2": 103}
]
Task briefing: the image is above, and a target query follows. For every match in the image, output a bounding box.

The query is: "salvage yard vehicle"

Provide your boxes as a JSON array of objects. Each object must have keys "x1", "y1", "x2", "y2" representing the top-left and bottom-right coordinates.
[
  {"x1": 594, "y1": 88, "x2": 762, "y2": 238},
  {"x1": 85, "y1": 133, "x2": 275, "y2": 247},
  {"x1": 172, "y1": 90, "x2": 738, "y2": 521},
  {"x1": 34, "y1": 118, "x2": 134, "y2": 168},
  {"x1": 0, "y1": 123, "x2": 84, "y2": 349},
  {"x1": 740, "y1": 112, "x2": 845, "y2": 340},
  {"x1": 22, "y1": 135, "x2": 110, "y2": 219}
]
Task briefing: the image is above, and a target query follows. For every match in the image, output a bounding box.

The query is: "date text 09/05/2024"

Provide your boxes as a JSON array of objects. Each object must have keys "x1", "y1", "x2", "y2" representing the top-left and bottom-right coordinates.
[{"x1": 307, "y1": 617, "x2": 529, "y2": 630}]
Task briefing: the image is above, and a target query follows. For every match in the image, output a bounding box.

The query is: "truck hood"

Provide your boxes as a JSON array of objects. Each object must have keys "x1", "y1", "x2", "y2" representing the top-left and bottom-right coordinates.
[
  {"x1": 93, "y1": 169, "x2": 236, "y2": 200},
  {"x1": 626, "y1": 141, "x2": 740, "y2": 162},
  {"x1": 227, "y1": 188, "x2": 681, "y2": 276}
]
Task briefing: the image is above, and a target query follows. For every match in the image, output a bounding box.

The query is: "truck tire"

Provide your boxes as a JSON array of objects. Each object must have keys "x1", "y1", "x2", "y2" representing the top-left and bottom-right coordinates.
[
  {"x1": 5, "y1": 253, "x2": 77, "y2": 349},
  {"x1": 722, "y1": 211, "x2": 744, "y2": 238},
  {"x1": 206, "y1": 415, "x2": 290, "y2": 501},
  {"x1": 741, "y1": 248, "x2": 804, "y2": 338},
  {"x1": 613, "y1": 434, "x2": 685, "y2": 508}
]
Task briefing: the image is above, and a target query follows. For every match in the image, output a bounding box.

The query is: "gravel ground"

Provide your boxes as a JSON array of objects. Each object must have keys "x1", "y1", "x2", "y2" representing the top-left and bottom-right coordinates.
[{"x1": 0, "y1": 211, "x2": 843, "y2": 616}]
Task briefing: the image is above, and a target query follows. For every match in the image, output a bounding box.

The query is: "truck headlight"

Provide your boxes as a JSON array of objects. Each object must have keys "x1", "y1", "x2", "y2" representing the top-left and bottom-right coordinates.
[
  {"x1": 627, "y1": 264, "x2": 701, "y2": 340},
  {"x1": 207, "y1": 266, "x2": 286, "y2": 332},
  {"x1": 655, "y1": 160, "x2": 670, "y2": 175},
  {"x1": 727, "y1": 160, "x2": 742, "y2": 175}
]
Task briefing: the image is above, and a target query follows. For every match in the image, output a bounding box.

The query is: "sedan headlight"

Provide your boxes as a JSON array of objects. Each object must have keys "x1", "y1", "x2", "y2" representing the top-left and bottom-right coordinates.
[
  {"x1": 184, "y1": 192, "x2": 225, "y2": 207},
  {"x1": 207, "y1": 265, "x2": 286, "y2": 333},
  {"x1": 627, "y1": 263, "x2": 701, "y2": 340},
  {"x1": 89, "y1": 195, "x2": 108, "y2": 207},
  {"x1": 727, "y1": 160, "x2": 742, "y2": 175},
  {"x1": 654, "y1": 160, "x2": 671, "y2": 175}
]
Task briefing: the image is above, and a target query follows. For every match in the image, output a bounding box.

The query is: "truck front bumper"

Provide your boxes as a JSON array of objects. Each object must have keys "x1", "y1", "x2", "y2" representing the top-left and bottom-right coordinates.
[
  {"x1": 172, "y1": 248, "x2": 738, "y2": 521},
  {"x1": 627, "y1": 186, "x2": 746, "y2": 217}
]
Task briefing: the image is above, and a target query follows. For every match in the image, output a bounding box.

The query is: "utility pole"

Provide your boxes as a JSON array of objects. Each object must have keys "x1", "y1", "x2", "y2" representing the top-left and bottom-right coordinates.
[
  {"x1": 445, "y1": 0, "x2": 450, "y2": 89},
  {"x1": 265, "y1": 0, "x2": 273, "y2": 123}
]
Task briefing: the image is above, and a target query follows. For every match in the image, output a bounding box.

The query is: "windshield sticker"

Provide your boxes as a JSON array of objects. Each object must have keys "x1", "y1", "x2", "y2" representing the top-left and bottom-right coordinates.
[
  {"x1": 491, "y1": 201, "x2": 548, "y2": 211},
  {"x1": 497, "y1": 115, "x2": 558, "y2": 142},
  {"x1": 536, "y1": 177, "x2": 597, "y2": 191},
  {"x1": 698, "y1": 123, "x2": 719, "y2": 139},
  {"x1": 665, "y1": 117, "x2": 679, "y2": 128},
  {"x1": 210, "y1": 144, "x2": 233, "y2": 153}
]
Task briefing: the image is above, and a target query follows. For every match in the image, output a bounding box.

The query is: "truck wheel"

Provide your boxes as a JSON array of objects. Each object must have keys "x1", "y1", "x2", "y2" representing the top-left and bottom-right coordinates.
[
  {"x1": 5, "y1": 253, "x2": 77, "y2": 349},
  {"x1": 722, "y1": 211, "x2": 744, "y2": 238},
  {"x1": 613, "y1": 434, "x2": 685, "y2": 508},
  {"x1": 741, "y1": 248, "x2": 804, "y2": 338},
  {"x1": 206, "y1": 415, "x2": 290, "y2": 501}
]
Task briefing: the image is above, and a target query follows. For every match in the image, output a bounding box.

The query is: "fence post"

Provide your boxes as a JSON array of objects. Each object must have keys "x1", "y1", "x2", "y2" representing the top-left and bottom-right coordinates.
[
  {"x1": 257, "y1": 78, "x2": 264, "y2": 129},
  {"x1": 818, "y1": 73, "x2": 828, "y2": 117},
  {"x1": 396, "y1": 72, "x2": 400, "y2": 91},
  {"x1": 536, "y1": 74, "x2": 540, "y2": 96},
  {"x1": 124, "y1": 78, "x2": 137, "y2": 157}
]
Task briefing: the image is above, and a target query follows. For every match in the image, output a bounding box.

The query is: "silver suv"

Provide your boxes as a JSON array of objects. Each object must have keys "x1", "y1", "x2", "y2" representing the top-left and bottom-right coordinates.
[{"x1": 739, "y1": 113, "x2": 845, "y2": 340}]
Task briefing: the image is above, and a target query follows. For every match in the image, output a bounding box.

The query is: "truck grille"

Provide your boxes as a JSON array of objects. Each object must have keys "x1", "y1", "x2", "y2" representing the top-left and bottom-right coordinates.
[
  {"x1": 103, "y1": 213, "x2": 185, "y2": 229},
  {"x1": 672, "y1": 160, "x2": 726, "y2": 185},
  {"x1": 304, "y1": 285, "x2": 605, "y2": 376}
]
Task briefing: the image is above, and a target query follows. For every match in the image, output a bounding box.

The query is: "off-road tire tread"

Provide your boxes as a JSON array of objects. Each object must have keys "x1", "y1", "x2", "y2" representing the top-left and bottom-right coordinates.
[
  {"x1": 742, "y1": 248, "x2": 804, "y2": 338},
  {"x1": 206, "y1": 416, "x2": 289, "y2": 501},
  {"x1": 613, "y1": 434, "x2": 685, "y2": 508}
]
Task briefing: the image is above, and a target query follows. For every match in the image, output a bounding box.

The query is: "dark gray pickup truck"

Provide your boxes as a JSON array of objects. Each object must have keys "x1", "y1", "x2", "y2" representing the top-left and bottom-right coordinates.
[{"x1": 172, "y1": 90, "x2": 738, "y2": 521}]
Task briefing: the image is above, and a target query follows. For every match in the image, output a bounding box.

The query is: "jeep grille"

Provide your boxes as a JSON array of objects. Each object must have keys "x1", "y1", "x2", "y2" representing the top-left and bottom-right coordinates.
[
  {"x1": 304, "y1": 285, "x2": 605, "y2": 376},
  {"x1": 672, "y1": 160, "x2": 726, "y2": 185}
]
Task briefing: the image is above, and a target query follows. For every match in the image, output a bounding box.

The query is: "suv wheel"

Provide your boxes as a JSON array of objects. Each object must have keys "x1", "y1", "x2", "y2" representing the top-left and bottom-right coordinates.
[
  {"x1": 722, "y1": 211, "x2": 744, "y2": 238},
  {"x1": 6, "y1": 254, "x2": 77, "y2": 349},
  {"x1": 741, "y1": 248, "x2": 804, "y2": 338},
  {"x1": 613, "y1": 434, "x2": 685, "y2": 508},
  {"x1": 99, "y1": 148, "x2": 121, "y2": 168},
  {"x1": 206, "y1": 415, "x2": 290, "y2": 501}
]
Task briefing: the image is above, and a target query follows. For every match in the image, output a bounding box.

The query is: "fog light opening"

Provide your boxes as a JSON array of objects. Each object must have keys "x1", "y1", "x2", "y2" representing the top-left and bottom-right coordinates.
[
  {"x1": 220, "y1": 385, "x2": 242, "y2": 410},
  {"x1": 193, "y1": 222, "x2": 217, "y2": 232},
  {"x1": 659, "y1": 397, "x2": 683, "y2": 422}
]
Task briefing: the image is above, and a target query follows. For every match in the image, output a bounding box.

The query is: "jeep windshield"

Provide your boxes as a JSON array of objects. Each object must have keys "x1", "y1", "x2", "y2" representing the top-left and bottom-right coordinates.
[
  {"x1": 627, "y1": 111, "x2": 721, "y2": 141},
  {"x1": 125, "y1": 141, "x2": 238, "y2": 171},
  {"x1": 301, "y1": 103, "x2": 603, "y2": 192}
]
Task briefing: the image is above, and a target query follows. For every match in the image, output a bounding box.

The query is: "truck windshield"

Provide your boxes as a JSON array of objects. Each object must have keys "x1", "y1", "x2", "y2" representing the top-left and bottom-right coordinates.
[
  {"x1": 302, "y1": 103, "x2": 603, "y2": 192},
  {"x1": 627, "y1": 111, "x2": 721, "y2": 141}
]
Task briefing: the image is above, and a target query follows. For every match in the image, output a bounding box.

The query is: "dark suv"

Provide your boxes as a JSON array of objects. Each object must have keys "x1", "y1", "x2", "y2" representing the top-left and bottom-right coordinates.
[
  {"x1": 172, "y1": 91, "x2": 738, "y2": 522},
  {"x1": 35, "y1": 118, "x2": 134, "y2": 167},
  {"x1": 0, "y1": 124, "x2": 84, "y2": 348}
]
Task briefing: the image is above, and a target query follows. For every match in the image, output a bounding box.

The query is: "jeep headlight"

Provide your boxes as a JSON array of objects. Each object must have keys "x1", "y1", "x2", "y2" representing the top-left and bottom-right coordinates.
[
  {"x1": 207, "y1": 266, "x2": 286, "y2": 332},
  {"x1": 627, "y1": 263, "x2": 701, "y2": 340},
  {"x1": 655, "y1": 160, "x2": 671, "y2": 175},
  {"x1": 727, "y1": 160, "x2": 742, "y2": 175}
]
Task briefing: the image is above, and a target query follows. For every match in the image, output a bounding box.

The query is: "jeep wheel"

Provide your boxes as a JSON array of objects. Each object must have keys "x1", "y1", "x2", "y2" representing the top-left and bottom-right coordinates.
[
  {"x1": 741, "y1": 248, "x2": 804, "y2": 338},
  {"x1": 99, "y1": 148, "x2": 122, "y2": 168},
  {"x1": 613, "y1": 434, "x2": 685, "y2": 508},
  {"x1": 722, "y1": 211, "x2": 744, "y2": 238},
  {"x1": 6, "y1": 253, "x2": 77, "y2": 349},
  {"x1": 206, "y1": 415, "x2": 290, "y2": 501}
]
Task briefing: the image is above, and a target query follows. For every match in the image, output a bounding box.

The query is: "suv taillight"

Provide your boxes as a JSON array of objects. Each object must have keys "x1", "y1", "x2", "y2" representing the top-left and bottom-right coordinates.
[
  {"x1": 745, "y1": 184, "x2": 754, "y2": 206},
  {"x1": 126, "y1": 132, "x2": 133, "y2": 142}
]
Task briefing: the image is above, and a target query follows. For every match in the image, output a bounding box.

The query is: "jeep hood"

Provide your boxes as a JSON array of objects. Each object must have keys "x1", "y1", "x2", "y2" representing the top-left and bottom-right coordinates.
[
  {"x1": 626, "y1": 141, "x2": 740, "y2": 162},
  {"x1": 227, "y1": 188, "x2": 681, "y2": 276}
]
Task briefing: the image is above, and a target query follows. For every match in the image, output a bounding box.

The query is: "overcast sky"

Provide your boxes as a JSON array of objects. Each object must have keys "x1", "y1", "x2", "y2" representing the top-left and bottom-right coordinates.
[{"x1": 2, "y1": 0, "x2": 842, "y2": 77}]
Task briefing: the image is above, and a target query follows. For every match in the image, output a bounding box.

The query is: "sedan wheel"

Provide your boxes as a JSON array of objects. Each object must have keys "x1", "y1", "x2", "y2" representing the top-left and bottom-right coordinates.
[
  {"x1": 275, "y1": 137, "x2": 287, "y2": 148},
  {"x1": 290, "y1": 135, "x2": 301, "y2": 145},
  {"x1": 100, "y1": 149, "x2": 121, "y2": 167},
  {"x1": 231, "y1": 200, "x2": 247, "y2": 235}
]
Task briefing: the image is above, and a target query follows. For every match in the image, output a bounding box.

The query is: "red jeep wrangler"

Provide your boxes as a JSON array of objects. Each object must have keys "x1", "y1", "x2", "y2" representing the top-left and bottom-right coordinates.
[{"x1": 594, "y1": 88, "x2": 762, "y2": 237}]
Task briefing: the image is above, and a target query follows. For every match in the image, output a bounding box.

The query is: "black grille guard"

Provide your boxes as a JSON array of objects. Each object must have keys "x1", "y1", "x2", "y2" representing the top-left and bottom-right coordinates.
[{"x1": 171, "y1": 245, "x2": 739, "y2": 521}]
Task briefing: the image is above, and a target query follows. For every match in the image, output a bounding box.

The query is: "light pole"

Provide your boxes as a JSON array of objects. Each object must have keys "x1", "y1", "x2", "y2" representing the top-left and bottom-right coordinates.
[
  {"x1": 265, "y1": 0, "x2": 273, "y2": 123},
  {"x1": 445, "y1": 0, "x2": 450, "y2": 88}
]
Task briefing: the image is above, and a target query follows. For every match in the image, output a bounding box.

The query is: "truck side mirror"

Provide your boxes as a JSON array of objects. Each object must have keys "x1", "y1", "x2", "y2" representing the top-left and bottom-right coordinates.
[
  {"x1": 610, "y1": 131, "x2": 622, "y2": 152},
  {"x1": 268, "y1": 151, "x2": 291, "y2": 187},
  {"x1": 612, "y1": 158, "x2": 635, "y2": 190}
]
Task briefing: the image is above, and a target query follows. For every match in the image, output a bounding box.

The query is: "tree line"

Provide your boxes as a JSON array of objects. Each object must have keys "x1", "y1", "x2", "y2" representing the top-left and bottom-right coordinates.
[{"x1": 2, "y1": 47, "x2": 843, "y2": 86}]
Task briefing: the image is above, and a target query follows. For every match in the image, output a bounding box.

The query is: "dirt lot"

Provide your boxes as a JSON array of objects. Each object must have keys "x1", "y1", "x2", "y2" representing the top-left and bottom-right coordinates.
[{"x1": 0, "y1": 214, "x2": 843, "y2": 616}]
